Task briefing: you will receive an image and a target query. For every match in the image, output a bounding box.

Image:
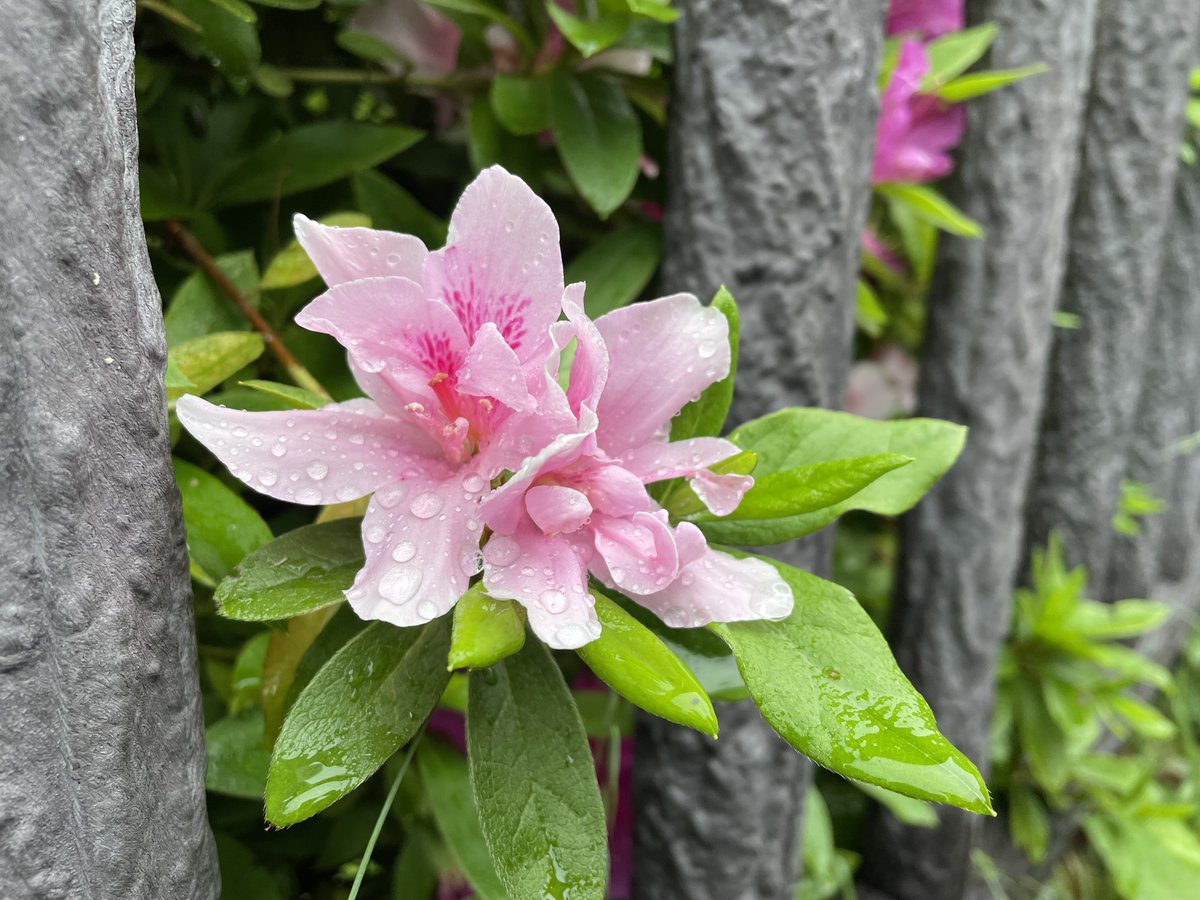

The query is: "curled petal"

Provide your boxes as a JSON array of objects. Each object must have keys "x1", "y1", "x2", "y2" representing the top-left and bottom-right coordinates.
[
  {"x1": 591, "y1": 511, "x2": 680, "y2": 595},
  {"x1": 457, "y1": 321, "x2": 535, "y2": 411},
  {"x1": 525, "y1": 484, "x2": 593, "y2": 535},
  {"x1": 620, "y1": 437, "x2": 751, "y2": 516},
  {"x1": 560, "y1": 284, "x2": 609, "y2": 417},
  {"x1": 574, "y1": 464, "x2": 654, "y2": 518},
  {"x1": 176, "y1": 395, "x2": 441, "y2": 505},
  {"x1": 294, "y1": 214, "x2": 428, "y2": 287},
  {"x1": 595, "y1": 293, "x2": 731, "y2": 453},
  {"x1": 636, "y1": 549, "x2": 794, "y2": 629}
]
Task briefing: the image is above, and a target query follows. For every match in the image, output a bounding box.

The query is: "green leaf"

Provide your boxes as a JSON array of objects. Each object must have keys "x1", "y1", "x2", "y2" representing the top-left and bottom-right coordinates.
[
  {"x1": 1009, "y1": 784, "x2": 1050, "y2": 863},
  {"x1": 173, "y1": 0, "x2": 261, "y2": 90},
  {"x1": 1111, "y1": 695, "x2": 1176, "y2": 741},
  {"x1": 710, "y1": 555, "x2": 993, "y2": 815},
  {"x1": 670, "y1": 286, "x2": 738, "y2": 441},
  {"x1": 698, "y1": 409, "x2": 966, "y2": 545},
  {"x1": 214, "y1": 519, "x2": 364, "y2": 621},
  {"x1": 1052, "y1": 310, "x2": 1082, "y2": 330},
  {"x1": 1065, "y1": 599, "x2": 1170, "y2": 641},
  {"x1": 449, "y1": 584, "x2": 527, "y2": 670},
  {"x1": 547, "y1": 4, "x2": 630, "y2": 57},
  {"x1": 336, "y1": 30, "x2": 406, "y2": 65},
  {"x1": 174, "y1": 458, "x2": 273, "y2": 582},
  {"x1": 419, "y1": 740, "x2": 508, "y2": 900},
  {"x1": 229, "y1": 631, "x2": 270, "y2": 714},
  {"x1": 247, "y1": 0, "x2": 319, "y2": 7},
  {"x1": 262, "y1": 605, "x2": 342, "y2": 744},
  {"x1": 206, "y1": 709, "x2": 271, "y2": 799},
  {"x1": 214, "y1": 833, "x2": 284, "y2": 900},
  {"x1": 210, "y1": 123, "x2": 423, "y2": 208},
  {"x1": 490, "y1": 75, "x2": 552, "y2": 136},
  {"x1": 468, "y1": 640, "x2": 608, "y2": 900},
  {"x1": 922, "y1": 23, "x2": 998, "y2": 88},
  {"x1": 856, "y1": 280, "x2": 887, "y2": 337},
  {"x1": 856, "y1": 782, "x2": 938, "y2": 828},
  {"x1": 564, "y1": 222, "x2": 661, "y2": 319},
  {"x1": 261, "y1": 212, "x2": 371, "y2": 289},
  {"x1": 578, "y1": 592, "x2": 718, "y2": 737},
  {"x1": 550, "y1": 73, "x2": 642, "y2": 218},
  {"x1": 352, "y1": 170, "x2": 448, "y2": 248},
  {"x1": 238, "y1": 379, "x2": 327, "y2": 410},
  {"x1": 163, "y1": 251, "x2": 259, "y2": 346},
  {"x1": 625, "y1": 0, "x2": 677, "y2": 23},
  {"x1": 266, "y1": 619, "x2": 451, "y2": 825},
  {"x1": 167, "y1": 331, "x2": 265, "y2": 404},
  {"x1": 936, "y1": 64, "x2": 1049, "y2": 103},
  {"x1": 422, "y1": 0, "x2": 536, "y2": 53},
  {"x1": 253, "y1": 64, "x2": 294, "y2": 98},
  {"x1": 877, "y1": 183, "x2": 984, "y2": 238}
]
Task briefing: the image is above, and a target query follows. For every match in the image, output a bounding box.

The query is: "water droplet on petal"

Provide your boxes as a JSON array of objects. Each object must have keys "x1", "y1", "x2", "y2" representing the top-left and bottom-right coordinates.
[
  {"x1": 306, "y1": 461, "x2": 328, "y2": 480},
  {"x1": 410, "y1": 492, "x2": 443, "y2": 519},
  {"x1": 295, "y1": 486, "x2": 322, "y2": 504},
  {"x1": 270, "y1": 444, "x2": 287, "y2": 458},
  {"x1": 462, "y1": 473, "x2": 486, "y2": 493},
  {"x1": 555, "y1": 624, "x2": 588, "y2": 646},
  {"x1": 392, "y1": 541, "x2": 417, "y2": 563},
  {"x1": 698, "y1": 339, "x2": 717, "y2": 359},
  {"x1": 483, "y1": 536, "x2": 520, "y2": 566},
  {"x1": 541, "y1": 589, "x2": 567, "y2": 613},
  {"x1": 365, "y1": 524, "x2": 387, "y2": 544},
  {"x1": 379, "y1": 566, "x2": 422, "y2": 604},
  {"x1": 610, "y1": 566, "x2": 626, "y2": 584},
  {"x1": 257, "y1": 469, "x2": 278, "y2": 487},
  {"x1": 231, "y1": 425, "x2": 248, "y2": 438},
  {"x1": 417, "y1": 599, "x2": 439, "y2": 620}
]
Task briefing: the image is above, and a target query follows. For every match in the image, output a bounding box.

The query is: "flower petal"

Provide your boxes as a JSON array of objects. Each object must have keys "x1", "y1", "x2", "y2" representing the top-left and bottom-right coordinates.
[
  {"x1": 346, "y1": 469, "x2": 486, "y2": 626},
  {"x1": 457, "y1": 321, "x2": 535, "y2": 411},
  {"x1": 423, "y1": 166, "x2": 564, "y2": 360},
  {"x1": 294, "y1": 214, "x2": 428, "y2": 287},
  {"x1": 635, "y1": 549, "x2": 794, "y2": 629},
  {"x1": 591, "y1": 511, "x2": 680, "y2": 595},
  {"x1": 176, "y1": 395, "x2": 442, "y2": 505},
  {"x1": 350, "y1": 0, "x2": 461, "y2": 78},
  {"x1": 482, "y1": 520, "x2": 600, "y2": 649},
  {"x1": 594, "y1": 293, "x2": 731, "y2": 453},
  {"x1": 619, "y1": 436, "x2": 750, "y2": 516},
  {"x1": 525, "y1": 484, "x2": 593, "y2": 535},
  {"x1": 561, "y1": 284, "x2": 608, "y2": 417},
  {"x1": 574, "y1": 463, "x2": 654, "y2": 518}
]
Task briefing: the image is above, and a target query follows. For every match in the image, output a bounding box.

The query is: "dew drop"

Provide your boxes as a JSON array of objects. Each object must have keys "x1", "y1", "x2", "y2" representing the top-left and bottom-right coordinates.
[
  {"x1": 610, "y1": 566, "x2": 626, "y2": 584},
  {"x1": 461, "y1": 473, "x2": 486, "y2": 493},
  {"x1": 698, "y1": 339, "x2": 718, "y2": 359},
  {"x1": 392, "y1": 541, "x2": 417, "y2": 563},
  {"x1": 460, "y1": 548, "x2": 483, "y2": 576},
  {"x1": 257, "y1": 469, "x2": 278, "y2": 487},
  {"x1": 377, "y1": 484, "x2": 407, "y2": 508},
  {"x1": 306, "y1": 461, "x2": 328, "y2": 480},
  {"x1": 410, "y1": 492, "x2": 444, "y2": 519},
  {"x1": 270, "y1": 443, "x2": 287, "y2": 458},
  {"x1": 417, "y1": 599, "x2": 439, "y2": 621},
  {"x1": 295, "y1": 486, "x2": 322, "y2": 504},
  {"x1": 483, "y1": 536, "x2": 520, "y2": 566},
  {"x1": 379, "y1": 566, "x2": 422, "y2": 604},
  {"x1": 231, "y1": 425, "x2": 248, "y2": 438},
  {"x1": 541, "y1": 589, "x2": 567, "y2": 613},
  {"x1": 365, "y1": 524, "x2": 387, "y2": 544}
]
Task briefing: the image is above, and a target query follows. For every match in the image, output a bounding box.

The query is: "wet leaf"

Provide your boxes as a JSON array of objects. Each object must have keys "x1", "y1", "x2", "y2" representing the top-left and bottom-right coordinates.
[
  {"x1": 168, "y1": 331, "x2": 265, "y2": 404},
  {"x1": 174, "y1": 457, "x2": 273, "y2": 581},
  {"x1": 163, "y1": 251, "x2": 259, "y2": 346},
  {"x1": 261, "y1": 605, "x2": 342, "y2": 743},
  {"x1": 237, "y1": 379, "x2": 327, "y2": 410},
  {"x1": 565, "y1": 221, "x2": 661, "y2": 319},
  {"x1": 206, "y1": 709, "x2": 270, "y2": 799},
  {"x1": 449, "y1": 584, "x2": 526, "y2": 670}
]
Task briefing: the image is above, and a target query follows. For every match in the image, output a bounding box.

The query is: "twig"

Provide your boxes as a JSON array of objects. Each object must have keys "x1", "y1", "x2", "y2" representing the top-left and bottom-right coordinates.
[
  {"x1": 270, "y1": 66, "x2": 490, "y2": 92},
  {"x1": 165, "y1": 220, "x2": 330, "y2": 400}
]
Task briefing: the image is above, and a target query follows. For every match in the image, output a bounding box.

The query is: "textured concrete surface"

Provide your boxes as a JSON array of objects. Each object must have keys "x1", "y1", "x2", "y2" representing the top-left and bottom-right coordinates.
[{"x1": 0, "y1": 2, "x2": 219, "y2": 897}]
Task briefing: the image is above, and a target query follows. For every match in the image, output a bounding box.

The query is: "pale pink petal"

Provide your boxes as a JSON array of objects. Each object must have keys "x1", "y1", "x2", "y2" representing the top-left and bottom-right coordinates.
[
  {"x1": 482, "y1": 520, "x2": 600, "y2": 649},
  {"x1": 423, "y1": 166, "x2": 564, "y2": 361},
  {"x1": 691, "y1": 471, "x2": 754, "y2": 517},
  {"x1": 293, "y1": 214, "x2": 428, "y2": 287},
  {"x1": 525, "y1": 485, "x2": 593, "y2": 535},
  {"x1": 591, "y1": 511, "x2": 680, "y2": 595},
  {"x1": 350, "y1": 0, "x2": 461, "y2": 78},
  {"x1": 574, "y1": 464, "x2": 654, "y2": 517},
  {"x1": 619, "y1": 437, "x2": 751, "y2": 516},
  {"x1": 594, "y1": 294, "x2": 731, "y2": 454},
  {"x1": 457, "y1": 322, "x2": 535, "y2": 411},
  {"x1": 636, "y1": 549, "x2": 794, "y2": 629},
  {"x1": 347, "y1": 468, "x2": 486, "y2": 627},
  {"x1": 176, "y1": 394, "x2": 442, "y2": 505},
  {"x1": 561, "y1": 285, "x2": 609, "y2": 417}
]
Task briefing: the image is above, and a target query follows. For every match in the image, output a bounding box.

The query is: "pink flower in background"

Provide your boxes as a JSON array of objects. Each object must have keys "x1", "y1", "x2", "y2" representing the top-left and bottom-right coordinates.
[
  {"x1": 351, "y1": 0, "x2": 461, "y2": 78},
  {"x1": 872, "y1": 40, "x2": 966, "y2": 184},
  {"x1": 861, "y1": 228, "x2": 905, "y2": 275},
  {"x1": 478, "y1": 291, "x2": 793, "y2": 648},
  {"x1": 886, "y1": 0, "x2": 963, "y2": 40},
  {"x1": 845, "y1": 344, "x2": 919, "y2": 420},
  {"x1": 179, "y1": 167, "x2": 574, "y2": 630}
]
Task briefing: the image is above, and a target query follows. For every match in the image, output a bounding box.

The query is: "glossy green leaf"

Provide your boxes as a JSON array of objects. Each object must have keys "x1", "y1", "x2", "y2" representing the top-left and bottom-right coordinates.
[
  {"x1": 670, "y1": 287, "x2": 738, "y2": 442},
  {"x1": 936, "y1": 64, "x2": 1049, "y2": 103},
  {"x1": 352, "y1": 170, "x2": 448, "y2": 247},
  {"x1": 468, "y1": 640, "x2": 608, "y2": 900},
  {"x1": 711, "y1": 555, "x2": 993, "y2": 815},
  {"x1": 698, "y1": 409, "x2": 966, "y2": 545},
  {"x1": 490, "y1": 75, "x2": 552, "y2": 136},
  {"x1": 547, "y1": 5, "x2": 630, "y2": 57},
  {"x1": 419, "y1": 740, "x2": 508, "y2": 900},
  {"x1": 214, "y1": 519, "x2": 364, "y2": 621},
  {"x1": 261, "y1": 604, "x2": 342, "y2": 743},
  {"x1": 262, "y1": 212, "x2": 371, "y2": 289},
  {"x1": 266, "y1": 619, "x2": 451, "y2": 825},
  {"x1": 578, "y1": 592, "x2": 717, "y2": 737},
  {"x1": 206, "y1": 709, "x2": 271, "y2": 799},
  {"x1": 174, "y1": 458, "x2": 273, "y2": 582},
  {"x1": 550, "y1": 73, "x2": 642, "y2": 218},
  {"x1": 449, "y1": 584, "x2": 527, "y2": 670},
  {"x1": 282, "y1": 603, "x2": 367, "y2": 722},
  {"x1": 565, "y1": 221, "x2": 661, "y2": 318},
  {"x1": 237, "y1": 379, "x2": 326, "y2": 410},
  {"x1": 336, "y1": 30, "x2": 406, "y2": 64},
  {"x1": 922, "y1": 23, "x2": 997, "y2": 88},
  {"x1": 173, "y1": 0, "x2": 261, "y2": 89},
  {"x1": 877, "y1": 183, "x2": 983, "y2": 238},
  {"x1": 167, "y1": 331, "x2": 264, "y2": 404},
  {"x1": 163, "y1": 250, "x2": 259, "y2": 346},
  {"x1": 229, "y1": 631, "x2": 270, "y2": 714},
  {"x1": 625, "y1": 0, "x2": 677, "y2": 23},
  {"x1": 210, "y1": 123, "x2": 423, "y2": 208}
]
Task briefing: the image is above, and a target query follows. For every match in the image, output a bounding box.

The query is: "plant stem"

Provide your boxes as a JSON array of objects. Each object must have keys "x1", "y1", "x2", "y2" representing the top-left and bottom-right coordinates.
[
  {"x1": 165, "y1": 220, "x2": 331, "y2": 401},
  {"x1": 270, "y1": 66, "x2": 489, "y2": 92},
  {"x1": 347, "y1": 724, "x2": 426, "y2": 900}
]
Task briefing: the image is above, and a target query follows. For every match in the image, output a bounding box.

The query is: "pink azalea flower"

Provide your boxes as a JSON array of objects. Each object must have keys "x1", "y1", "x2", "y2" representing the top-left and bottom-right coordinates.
[
  {"x1": 885, "y1": 0, "x2": 963, "y2": 40},
  {"x1": 845, "y1": 344, "x2": 919, "y2": 420},
  {"x1": 872, "y1": 40, "x2": 966, "y2": 185},
  {"x1": 350, "y1": 0, "x2": 461, "y2": 79},
  {"x1": 178, "y1": 167, "x2": 575, "y2": 630},
  {"x1": 477, "y1": 290, "x2": 794, "y2": 648}
]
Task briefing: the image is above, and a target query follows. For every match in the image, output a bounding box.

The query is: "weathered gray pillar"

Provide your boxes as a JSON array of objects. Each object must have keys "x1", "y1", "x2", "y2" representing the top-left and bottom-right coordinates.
[
  {"x1": 633, "y1": 1, "x2": 884, "y2": 897},
  {"x1": 0, "y1": 2, "x2": 219, "y2": 897},
  {"x1": 1023, "y1": 0, "x2": 1197, "y2": 584},
  {"x1": 860, "y1": 2, "x2": 1099, "y2": 897}
]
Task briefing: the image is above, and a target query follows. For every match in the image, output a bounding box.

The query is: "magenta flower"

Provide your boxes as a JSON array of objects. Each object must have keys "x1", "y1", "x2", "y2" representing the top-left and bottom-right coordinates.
[
  {"x1": 872, "y1": 40, "x2": 966, "y2": 185},
  {"x1": 886, "y1": 0, "x2": 963, "y2": 40},
  {"x1": 178, "y1": 167, "x2": 574, "y2": 629},
  {"x1": 477, "y1": 291, "x2": 793, "y2": 648}
]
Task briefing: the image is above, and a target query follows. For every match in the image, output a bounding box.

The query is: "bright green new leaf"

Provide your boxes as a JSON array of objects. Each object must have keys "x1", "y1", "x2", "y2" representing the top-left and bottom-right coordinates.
[
  {"x1": 419, "y1": 740, "x2": 508, "y2": 900},
  {"x1": 698, "y1": 409, "x2": 966, "y2": 545},
  {"x1": 468, "y1": 640, "x2": 608, "y2": 900},
  {"x1": 856, "y1": 280, "x2": 887, "y2": 337},
  {"x1": 167, "y1": 331, "x2": 264, "y2": 404},
  {"x1": 578, "y1": 592, "x2": 718, "y2": 737},
  {"x1": 877, "y1": 183, "x2": 983, "y2": 238},
  {"x1": 490, "y1": 75, "x2": 552, "y2": 136},
  {"x1": 163, "y1": 250, "x2": 259, "y2": 345},
  {"x1": 214, "y1": 519, "x2": 364, "y2": 621},
  {"x1": 238, "y1": 379, "x2": 326, "y2": 410},
  {"x1": 173, "y1": 458, "x2": 273, "y2": 582},
  {"x1": 206, "y1": 709, "x2": 271, "y2": 799},
  {"x1": 625, "y1": 0, "x2": 678, "y2": 23},
  {"x1": 1111, "y1": 695, "x2": 1176, "y2": 741},
  {"x1": 547, "y1": 4, "x2": 631, "y2": 57},
  {"x1": 550, "y1": 73, "x2": 642, "y2": 218},
  {"x1": 565, "y1": 221, "x2": 661, "y2": 318},
  {"x1": 670, "y1": 286, "x2": 738, "y2": 442},
  {"x1": 1065, "y1": 599, "x2": 1170, "y2": 641},
  {"x1": 261, "y1": 212, "x2": 371, "y2": 289},
  {"x1": 266, "y1": 619, "x2": 451, "y2": 826},
  {"x1": 711, "y1": 555, "x2": 994, "y2": 815},
  {"x1": 936, "y1": 64, "x2": 1049, "y2": 103},
  {"x1": 449, "y1": 584, "x2": 527, "y2": 670},
  {"x1": 922, "y1": 23, "x2": 998, "y2": 88}
]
